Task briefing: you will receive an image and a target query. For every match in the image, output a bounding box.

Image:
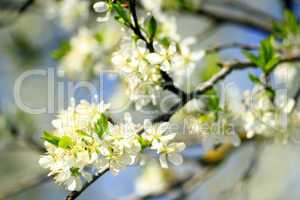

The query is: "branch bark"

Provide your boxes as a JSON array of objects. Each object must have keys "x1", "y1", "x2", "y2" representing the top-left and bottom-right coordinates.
[
  {"x1": 65, "y1": 169, "x2": 109, "y2": 200},
  {"x1": 180, "y1": 3, "x2": 274, "y2": 34}
]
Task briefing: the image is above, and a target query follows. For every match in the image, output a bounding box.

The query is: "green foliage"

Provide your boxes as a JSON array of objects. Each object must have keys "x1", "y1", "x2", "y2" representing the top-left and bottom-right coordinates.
[
  {"x1": 9, "y1": 33, "x2": 41, "y2": 67},
  {"x1": 248, "y1": 73, "x2": 275, "y2": 100},
  {"x1": 70, "y1": 167, "x2": 80, "y2": 176},
  {"x1": 52, "y1": 41, "x2": 71, "y2": 60},
  {"x1": 204, "y1": 89, "x2": 221, "y2": 112},
  {"x1": 112, "y1": 3, "x2": 131, "y2": 25},
  {"x1": 42, "y1": 132, "x2": 74, "y2": 149},
  {"x1": 94, "y1": 114, "x2": 109, "y2": 138},
  {"x1": 243, "y1": 37, "x2": 280, "y2": 75},
  {"x1": 138, "y1": 136, "x2": 151, "y2": 150},
  {"x1": 200, "y1": 53, "x2": 221, "y2": 81},
  {"x1": 42, "y1": 131, "x2": 60, "y2": 147},
  {"x1": 273, "y1": 10, "x2": 300, "y2": 39},
  {"x1": 94, "y1": 32, "x2": 104, "y2": 44},
  {"x1": 58, "y1": 135, "x2": 74, "y2": 149},
  {"x1": 146, "y1": 16, "x2": 157, "y2": 41},
  {"x1": 248, "y1": 73, "x2": 263, "y2": 85}
]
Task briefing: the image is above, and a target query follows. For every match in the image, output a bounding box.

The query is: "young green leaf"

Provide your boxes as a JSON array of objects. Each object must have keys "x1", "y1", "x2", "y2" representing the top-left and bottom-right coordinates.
[
  {"x1": 94, "y1": 114, "x2": 109, "y2": 138},
  {"x1": 52, "y1": 41, "x2": 71, "y2": 60},
  {"x1": 147, "y1": 16, "x2": 157, "y2": 40},
  {"x1": 248, "y1": 73, "x2": 263, "y2": 85},
  {"x1": 243, "y1": 50, "x2": 259, "y2": 66},
  {"x1": 42, "y1": 131, "x2": 60, "y2": 147},
  {"x1": 204, "y1": 89, "x2": 220, "y2": 111},
  {"x1": 244, "y1": 37, "x2": 279, "y2": 75},
  {"x1": 112, "y1": 3, "x2": 130, "y2": 25},
  {"x1": 58, "y1": 135, "x2": 74, "y2": 149},
  {"x1": 70, "y1": 167, "x2": 80, "y2": 176},
  {"x1": 138, "y1": 136, "x2": 151, "y2": 150}
]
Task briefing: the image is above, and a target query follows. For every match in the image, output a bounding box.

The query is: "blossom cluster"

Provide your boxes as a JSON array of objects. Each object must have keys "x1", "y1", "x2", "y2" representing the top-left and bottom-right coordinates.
[
  {"x1": 241, "y1": 86, "x2": 295, "y2": 140},
  {"x1": 57, "y1": 24, "x2": 122, "y2": 79},
  {"x1": 44, "y1": 0, "x2": 89, "y2": 30},
  {"x1": 112, "y1": 36, "x2": 204, "y2": 109},
  {"x1": 39, "y1": 100, "x2": 185, "y2": 191}
]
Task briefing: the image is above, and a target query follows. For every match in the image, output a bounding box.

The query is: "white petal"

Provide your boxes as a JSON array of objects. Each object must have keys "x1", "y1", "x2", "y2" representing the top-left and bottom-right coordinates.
[
  {"x1": 143, "y1": 119, "x2": 152, "y2": 132},
  {"x1": 158, "y1": 122, "x2": 169, "y2": 133},
  {"x1": 96, "y1": 11, "x2": 111, "y2": 22},
  {"x1": 160, "y1": 133, "x2": 176, "y2": 143},
  {"x1": 175, "y1": 142, "x2": 186, "y2": 152},
  {"x1": 191, "y1": 50, "x2": 205, "y2": 61},
  {"x1": 39, "y1": 156, "x2": 53, "y2": 168},
  {"x1": 284, "y1": 99, "x2": 295, "y2": 113},
  {"x1": 159, "y1": 154, "x2": 168, "y2": 168},
  {"x1": 168, "y1": 153, "x2": 183, "y2": 166},
  {"x1": 146, "y1": 53, "x2": 163, "y2": 64}
]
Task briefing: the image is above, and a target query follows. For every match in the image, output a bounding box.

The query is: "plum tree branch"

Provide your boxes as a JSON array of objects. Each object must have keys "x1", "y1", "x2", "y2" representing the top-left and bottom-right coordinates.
[
  {"x1": 153, "y1": 54, "x2": 300, "y2": 123},
  {"x1": 180, "y1": 2, "x2": 274, "y2": 34},
  {"x1": 65, "y1": 169, "x2": 109, "y2": 200}
]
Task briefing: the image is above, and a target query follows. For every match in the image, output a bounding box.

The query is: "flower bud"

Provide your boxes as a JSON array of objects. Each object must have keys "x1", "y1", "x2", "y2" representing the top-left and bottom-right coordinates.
[{"x1": 93, "y1": 1, "x2": 108, "y2": 13}]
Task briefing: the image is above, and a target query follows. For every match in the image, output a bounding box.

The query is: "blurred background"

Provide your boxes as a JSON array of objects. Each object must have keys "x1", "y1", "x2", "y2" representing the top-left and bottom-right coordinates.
[{"x1": 0, "y1": 0, "x2": 300, "y2": 200}]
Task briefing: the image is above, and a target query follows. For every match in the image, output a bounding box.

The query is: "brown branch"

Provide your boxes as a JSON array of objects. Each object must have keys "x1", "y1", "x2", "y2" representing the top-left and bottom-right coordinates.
[
  {"x1": 65, "y1": 169, "x2": 109, "y2": 200},
  {"x1": 153, "y1": 54, "x2": 300, "y2": 123},
  {"x1": 180, "y1": 3, "x2": 274, "y2": 34},
  {"x1": 206, "y1": 43, "x2": 259, "y2": 53},
  {"x1": 282, "y1": 0, "x2": 294, "y2": 10}
]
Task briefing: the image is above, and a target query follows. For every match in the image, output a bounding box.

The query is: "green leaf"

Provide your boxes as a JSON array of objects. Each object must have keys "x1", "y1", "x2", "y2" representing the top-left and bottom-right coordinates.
[
  {"x1": 263, "y1": 56, "x2": 280, "y2": 74},
  {"x1": 94, "y1": 32, "x2": 104, "y2": 44},
  {"x1": 147, "y1": 16, "x2": 157, "y2": 40},
  {"x1": 243, "y1": 50, "x2": 259, "y2": 65},
  {"x1": 204, "y1": 89, "x2": 220, "y2": 111},
  {"x1": 159, "y1": 37, "x2": 171, "y2": 47},
  {"x1": 265, "y1": 86, "x2": 276, "y2": 101},
  {"x1": 52, "y1": 41, "x2": 71, "y2": 60},
  {"x1": 248, "y1": 73, "x2": 263, "y2": 85},
  {"x1": 58, "y1": 135, "x2": 74, "y2": 149},
  {"x1": 200, "y1": 53, "x2": 221, "y2": 81},
  {"x1": 94, "y1": 114, "x2": 109, "y2": 138},
  {"x1": 112, "y1": 3, "x2": 130, "y2": 24},
  {"x1": 138, "y1": 136, "x2": 151, "y2": 150},
  {"x1": 245, "y1": 37, "x2": 279, "y2": 74},
  {"x1": 273, "y1": 10, "x2": 300, "y2": 39},
  {"x1": 70, "y1": 167, "x2": 80, "y2": 176},
  {"x1": 77, "y1": 130, "x2": 88, "y2": 137},
  {"x1": 42, "y1": 131, "x2": 60, "y2": 147}
]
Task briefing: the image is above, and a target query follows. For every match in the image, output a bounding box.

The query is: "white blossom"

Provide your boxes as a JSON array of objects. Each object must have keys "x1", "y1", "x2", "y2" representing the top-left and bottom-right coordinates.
[
  {"x1": 96, "y1": 113, "x2": 142, "y2": 175},
  {"x1": 39, "y1": 99, "x2": 110, "y2": 191},
  {"x1": 142, "y1": 120, "x2": 185, "y2": 168},
  {"x1": 112, "y1": 38, "x2": 164, "y2": 110},
  {"x1": 44, "y1": 0, "x2": 89, "y2": 30},
  {"x1": 242, "y1": 86, "x2": 295, "y2": 139},
  {"x1": 59, "y1": 27, "x2": 101, "y2": 79},
  {"x1": 135, "y1": 161, "x2": 170, "y2": 196}
]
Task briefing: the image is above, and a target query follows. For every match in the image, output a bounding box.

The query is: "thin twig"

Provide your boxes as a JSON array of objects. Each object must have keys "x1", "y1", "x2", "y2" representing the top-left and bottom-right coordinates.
[
  {"x1": 153, "y1": 54, "x2": 300, "y2": 122},
  {"x1": 180, "y1": 4, "x2": 273, "y2": 34},
  {"x1": 65, "y1": 169, "x2": 109, "y2": 200},
  {"x1": 206, "y1": 43, "x2": 259, "y2": 53}
]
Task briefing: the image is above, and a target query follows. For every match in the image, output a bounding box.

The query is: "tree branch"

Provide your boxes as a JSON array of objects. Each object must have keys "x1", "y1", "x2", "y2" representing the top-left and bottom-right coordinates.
[
  {"x1": 180, "y1": 3, "x2": 274, "y2": 34},
  {"x1": 153, "y1": 54, "x2": 300, "y2": 123},
  {"x1": 206, "y1": 43, "x2": 259, "y2": 53},
  {"x1": 65, "y1": 169, "x2": 109, "y2": 200},
  {"x1": 282, "y1": 0, "x2": 294, "y2": 10}
]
